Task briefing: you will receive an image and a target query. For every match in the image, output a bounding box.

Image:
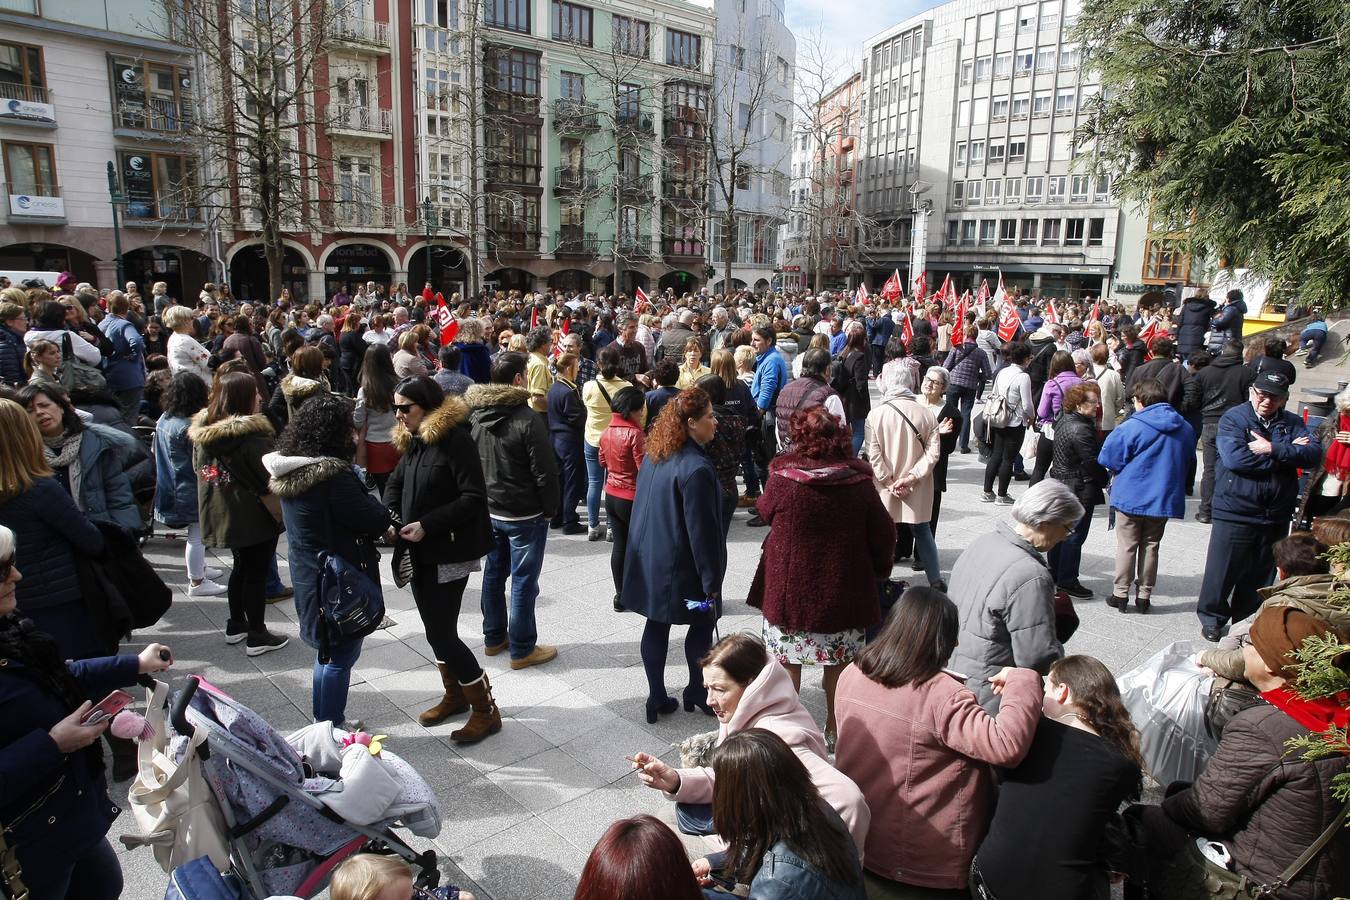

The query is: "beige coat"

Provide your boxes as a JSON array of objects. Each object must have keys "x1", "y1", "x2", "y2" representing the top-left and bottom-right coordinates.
[{"x1": 865, "y1": 395, "x2": 940, "y2": 523}]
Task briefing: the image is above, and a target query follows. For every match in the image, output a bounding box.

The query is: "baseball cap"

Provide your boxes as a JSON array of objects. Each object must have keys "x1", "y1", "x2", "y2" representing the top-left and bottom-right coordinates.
[{"x1": 1253, "y1": 371, "x2": 1290, "y2": 398}]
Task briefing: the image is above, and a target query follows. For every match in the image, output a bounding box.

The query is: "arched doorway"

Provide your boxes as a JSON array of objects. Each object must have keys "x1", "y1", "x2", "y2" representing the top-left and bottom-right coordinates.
[
  {"x1": 229, "y1": 245, "x2": 310, "y2": 304},
  {"x1": 710, "y1": 278, "x2": 747, "y2": 294},
  {"x1": 548, "y1": 269, "x2": 594, "y2": 293},
  {"x1": 659, "y1": 270, "x2": 699, "y2": 294},
  {"x1": 408, "y1": 244, "x2": 468, "y2": 299},
  {"x1": 754, "y1": 278, "x2": 771, "y2": 293},
  {"x1": 485, "y1": 267, "x2": 533, "y2": 293},
  {"x1": 122, "y1": 245, "x2": 217, "y2": 305},
  {"x1": 323, "y1": 243, "x2": 392, "y2": 298},
  {"x1": 0, "y1": 242, "x2": 98, "y2": 285}
]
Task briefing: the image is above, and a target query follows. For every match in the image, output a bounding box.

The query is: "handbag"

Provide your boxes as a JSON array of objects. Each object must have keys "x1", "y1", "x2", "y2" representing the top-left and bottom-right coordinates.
[
  {"x1": 91, "y1": 520, "x2": 172, "y2": 629},
  {"x1": 58, "y1": 332, "x2": 107, "y2": 396},
  {"x1": 0, "y1": 826, "x2": 27, "y2": 900},
  {"x1": 120, "y1": 681, "x2": 232, "y2": 874},
  {"x1": 163, "y1": 855, "x2": 246, "y2": 900},
  {"x1": 1184, "y1": 803, "x2": 1348, "y2": 899},
  {"x1": 316, "y1": 549, "x2": 385, "y2": 663}
]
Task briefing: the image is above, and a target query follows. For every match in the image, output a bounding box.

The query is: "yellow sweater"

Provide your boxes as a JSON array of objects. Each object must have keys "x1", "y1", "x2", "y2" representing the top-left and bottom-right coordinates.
[{"x1": 582, "y1": 375, "x2": 646, "y2": 446}]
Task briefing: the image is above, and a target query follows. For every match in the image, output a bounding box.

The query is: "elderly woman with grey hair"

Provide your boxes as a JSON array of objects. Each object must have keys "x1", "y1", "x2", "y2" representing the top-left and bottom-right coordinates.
[{"x1": 948, "y1": 478, "x2": 1084, "y2": 713}]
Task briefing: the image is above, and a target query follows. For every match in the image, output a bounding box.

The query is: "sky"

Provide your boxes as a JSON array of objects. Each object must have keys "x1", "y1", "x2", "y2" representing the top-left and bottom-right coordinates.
[{"x1": 785, "y1": 0, "x2": 941, "y2": 65}]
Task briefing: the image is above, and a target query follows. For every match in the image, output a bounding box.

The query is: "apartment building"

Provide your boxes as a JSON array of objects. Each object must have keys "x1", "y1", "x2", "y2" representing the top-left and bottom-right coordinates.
[
  {"x1": 858, "y1": 0, "x2": 1173, "y2": 302},
  {"x1": 0, "y1": 2, "x2": 214, "y2": 297},
  {"x1": 705, "y1": 0, "x2": 794, "y2": 294}
]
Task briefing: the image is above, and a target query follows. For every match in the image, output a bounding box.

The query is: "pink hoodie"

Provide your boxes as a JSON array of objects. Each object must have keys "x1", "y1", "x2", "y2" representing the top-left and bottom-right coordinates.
[{"x1": 668, "y1": 661, "x2": 871, "y2": 856}]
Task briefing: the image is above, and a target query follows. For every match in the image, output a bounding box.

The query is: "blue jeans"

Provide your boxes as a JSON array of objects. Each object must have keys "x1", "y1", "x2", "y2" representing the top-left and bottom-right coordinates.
[
  {"x1": 850, "y1": 417, "x2": 866, "y2": 456},
  {"x1": 583, "y1": 443, "x2": 605, "y2": 528},
  {"x1": 676, "y1": 802, "x2": 715, "y2": 836},
  {"x1": 911, "y1": 520, "x2": 942, "y2": 585},
  {"x1": 1047, "y1": 504, "x2": 1093, "y2": 586},
  {"x1": 740, "y1": 444, "x2": 761, "y2": 495},
  {"x1": 1301, "y1": 327, "x2": 1327, "y2": 363},
  {"x1": 481, "y1": 516, "x2": 549, "y2": 659},
  {"x1": 946, "y1": 386, "x2": 977, "y2": 451},
  {"x1": 312, "y1": 636, "x2": 363, "y2": 725},
  {"x1": 266, "y1": 554, "x2": 286, "y2": 596}
]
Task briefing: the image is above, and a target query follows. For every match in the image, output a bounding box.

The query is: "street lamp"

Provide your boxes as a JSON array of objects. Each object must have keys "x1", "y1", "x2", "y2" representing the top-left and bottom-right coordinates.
[
  {"x1": 421, "y1": 196, "x2": 435, "y2": 291},
  {"x1": 106, "y1": 161, "x2": 126, "y2": 287}
]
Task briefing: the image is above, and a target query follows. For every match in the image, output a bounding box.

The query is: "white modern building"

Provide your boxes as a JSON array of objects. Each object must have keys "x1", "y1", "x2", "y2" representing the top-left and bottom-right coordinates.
[
  {"x1": 857, "y1": 0, "x2": 1172, "y2": 302},
  {"x1": 781, "y1": 123, "x2": 815, "y2": 292},
  {"x1": 706, "y1": 0, "x2": 795, "y2": 294}
]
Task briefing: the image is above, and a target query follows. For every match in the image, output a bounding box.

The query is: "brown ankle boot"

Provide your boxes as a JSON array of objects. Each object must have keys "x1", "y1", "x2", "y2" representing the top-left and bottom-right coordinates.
[
  {"x1": 450, "y1": 673, "x2": 502, "y2": 743},
  {"x1": 419, "y1": 663, "x2": 469, "y2": 726}
]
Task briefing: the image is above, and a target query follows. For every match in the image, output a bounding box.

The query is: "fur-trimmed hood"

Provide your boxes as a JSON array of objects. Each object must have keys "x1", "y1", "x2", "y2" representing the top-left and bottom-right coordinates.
[
  {"x1": 392, "y1": 394, "x2": 471, "y2": 453},
  {"x1": 262, "y1": 452, "x2": 351, "y2": 498},
  {"x1": 280, "y1": 373, "x2": 325, "y2": 401},
  {"x1": 464, "y1": 383, "x2": 530, "y2": 409},
  {"x1": 187, "y1": 411, "x2": 274, "y2": 449}
]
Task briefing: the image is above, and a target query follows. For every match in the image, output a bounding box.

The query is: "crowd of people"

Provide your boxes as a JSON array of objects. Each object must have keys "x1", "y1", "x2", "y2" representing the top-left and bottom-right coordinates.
[{"x1": 0, "y1": 272, "x2": 1344, "y2": 900}]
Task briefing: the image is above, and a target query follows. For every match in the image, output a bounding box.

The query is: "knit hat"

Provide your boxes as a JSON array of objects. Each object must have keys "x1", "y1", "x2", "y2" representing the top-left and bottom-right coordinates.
[{"x1": 1249, "y1": 606, "x2": 1343, "y2": 678}]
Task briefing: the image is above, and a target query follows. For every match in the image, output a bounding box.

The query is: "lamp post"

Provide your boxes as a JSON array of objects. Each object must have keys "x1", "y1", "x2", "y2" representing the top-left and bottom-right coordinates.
[
  {"x1": 106, "y1": 161, "x2": 126, "y2": 287},
  {"x1": 421, "y1": 196, "x2": 435, "y2": 292}
]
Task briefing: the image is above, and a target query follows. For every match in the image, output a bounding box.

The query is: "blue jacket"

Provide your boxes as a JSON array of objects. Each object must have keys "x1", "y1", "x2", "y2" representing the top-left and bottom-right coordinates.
[
  {"x1": 865, "y1": 315, "x2": 894, "y2": 347},
  {"x1": 0, "y1": 477, "x2": 105, "y2": 611},
  {"x1": 456, "y1": 340, "x2": 493, "y2": 384},
  {"x1": 1212, "y1": 402, "x2": 1322, "y2": 525},
  {"x1": 751, "y1": 346, "x2": 789, "y2": 411},
  {"x1": 1211, "y1": 300, "x2": 1247, "y2": 345},
  {"x1": 0, "y1": 651, "x2": 139, "y2": 884},
  {"x1": 154, "y1": 413, "x2": 198, "y2": 526},
  {"x1": 707, "y1": 805, "x2": 866, "y2": 900},
  {"x1": 72, "y1": 424, "x2": 144, "y2": 533},
  {"x1": 1098, "y1": 403, "x2": 1196, "y2": 519},
  {"x1": 0, "y1": 324, "x2": 23, "y2": 386},
  {"x1": 97, "y1": 314, "x2": 146, "y2": 390},
  {"x1": 547, "y1": 378, "x2": 584, "y2": 443}
]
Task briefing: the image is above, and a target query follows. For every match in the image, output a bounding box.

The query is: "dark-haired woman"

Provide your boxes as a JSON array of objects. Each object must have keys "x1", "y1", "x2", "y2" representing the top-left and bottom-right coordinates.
[
  {"x1": 385, "y1": 375, "x2": 498, "y2": 743},
  {"x1": 154, "y1": 371, "x2": 227, "y2": 597},
  {"x1": 982, "y1": 342, "x2": 1034, "y2": 503},
  {"x1": 264, "y1": 394, "x2": 391, "y2": 725},
  {"x1": 582, "y1": 346, "x2": 642, "y2": 540},
  {"x1": 694, "y1": 729, "x2": 866, "y2": 899},
  {"x1": 835, "y1": 324, "x2": 872, "y2": 456},
  {"x1": 621, "y1": 388, "x2": 726, "y2": 723},
  {"x1": 695, "y1": 373, "x2": 746, "y2": 539},
  {"x1": 574, "y1": 815, "x2": 701, "y2": 900},
  {"x1": 354, "y1": 342, "x2": 401, "y2": 498},
  {"x1": 338, "y1": 311, "x2": 366, "y2": 396},
  {"x1": 1048, "y1": 382, "x2": 1107, "y2": 598},
  {"x1": 750, "y1": 405, "x2": 894, "y2": 743},
  {"x1": 220, "y1": 314, "x2": 270, "y2": 400},
  {"x1": 189, "y1": 370, "x2": 287, "y2": 655},
  {"x1": 266, "y1": 344, "x2": 329, "y2": 432},
  {"x1": 972, "y1": 655, "x2": 1143, "y2": 900},
  {"x1": 835, "y1": 587, "x2": 1041, "y2": 892},
  {"x1": 0, "y1": 523, "x2": 174, "y2": 900},
  {"x1": 597, "y1": 385, "x2": 646, "y2": 612}
]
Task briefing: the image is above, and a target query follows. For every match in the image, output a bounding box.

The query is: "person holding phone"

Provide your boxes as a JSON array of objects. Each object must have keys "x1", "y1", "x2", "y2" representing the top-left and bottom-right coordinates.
[{"x1": 0, "y1": 523, "x2": 173, "y2": 899}]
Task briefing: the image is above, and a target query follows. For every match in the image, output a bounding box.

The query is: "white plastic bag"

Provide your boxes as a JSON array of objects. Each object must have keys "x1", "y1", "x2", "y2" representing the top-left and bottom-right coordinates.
[{"x1": 1117, "y1": 640, "x2": 1218, "y2": 786}]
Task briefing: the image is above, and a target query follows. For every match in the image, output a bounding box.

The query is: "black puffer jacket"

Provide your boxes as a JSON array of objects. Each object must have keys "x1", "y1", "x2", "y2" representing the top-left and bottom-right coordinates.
[
  {"x1": 465, "y1": 383, "x2": 560, "y2": 520},
  {"x1": 386, "y1": 395, "x2": 493, "y2": 565},
  {"x1": 1162, "y1": 702, "x2": 1349, "y2": 900},
  {"x1": 1195, "y1": 346, "x2": 1256, "y2": 424},
  {"x1": 1176, "y1": 296, "x2": 1215, "y2": 355},
  {"x1": 1049, "y1": 411, "x2": 1106, "y2": 507}
]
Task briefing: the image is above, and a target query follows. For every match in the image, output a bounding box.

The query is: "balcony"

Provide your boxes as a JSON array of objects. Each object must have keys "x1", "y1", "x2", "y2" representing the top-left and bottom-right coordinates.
[
  {"x1": 6, "y1": 183, "x2": 64, "y2": 221},
  {"x1": 663, "y1": 238, "x2": 706, "y2": 259},
  {"x1": 330, "y1": 17, "x2": 390, "y2": 52},
  {"x1": 0, "y1": 82, "x2": 55, "y2": 124},
  {"x1": 124, "y1": 202, "x2": 201, "y2": 226},
  {"x1": 554, "y1": 230, "x2": 599, "y2": 255},
  {"x1": 617, "y1": 173, "x2": 654, "y2": 202},
  {"x1": 662, "y1": 175, "x2": 704, "y2": 203},
  {"x1": 326, "y1": 201, "x2": 400, "y2": 230},
  {"x1": 487, "y1": 229, "x2": 540, "y2": 253},
  {"x1": 616, "y1": 233, "x2": 652, "y2": 258},
  {"x1": 552, "y1": 98, "x2": 599, "y2": 132},
  {"x1": 325, "y1": 104, "x2": 394, "y2": 138},
  {"x1": 554, "y1": 166, "x2": 598, "y2": 195},
  {"x1": 116, "y1": 97, "x2": 193, "y2": 134},
  {"x1": 616, "y1": 112, "x2": 655, "y2": 136}
]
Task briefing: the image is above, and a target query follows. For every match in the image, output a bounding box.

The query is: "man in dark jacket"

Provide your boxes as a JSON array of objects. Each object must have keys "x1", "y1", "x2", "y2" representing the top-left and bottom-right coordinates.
[
  {"x1": 1209, "y1": 289, "x2": 1247, "y2": 352},
  {"x1": 864, "y1": 306, "x2": 895, "y2": 377},
  {"x1": 1197, "y1": 371, "x2": 1322, "y2": 640},
  {"x1": 654, "y1": 309, "x2": 698, "y2": 363},
  {"x1": 466, "y1": 352, "x2": 561, "y2": 669},
  {"x1": 1194, "y1": 341, "x2": 1256, "y2": 522},
  {"x1": 1174, "y1": 291, "x2": 1215, "y2": 356},
  {"x1": 1124, "y1": 338, "x2": 1192, "y2": 414}
]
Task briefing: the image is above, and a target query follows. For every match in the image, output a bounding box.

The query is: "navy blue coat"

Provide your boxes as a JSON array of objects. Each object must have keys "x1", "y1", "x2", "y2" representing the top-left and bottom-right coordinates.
[
  {"x1": 0, "y1": 651, "x2": 139, "y2": 882},
  {"x1": 456, "y1": 341, "x2": 493, "y2": 384},
  {"x1": 620, "y1": 441, "x2": 726, "y2": 624},
  {"x1": 265, "y1": 455, "x2": 391, "y2": 649},
  {"x1": 1213, "y1": 402, "x2": 1322, "y2": 525},
  {"x1": 1211, "y1": 300, "x2": 1247, "y2": 347},
  {"x1": 0, "y1": 477, "x2": 104, "y2": 612},
  {"x1": 0, "y1": 324, "x2": 23, "y2": 386},
  {"x1": 866, "y1": 314, "x2": 895, "y2": 348},
  {"x1": 547, "y1": 377, "x2": 584, "y2": 444}
]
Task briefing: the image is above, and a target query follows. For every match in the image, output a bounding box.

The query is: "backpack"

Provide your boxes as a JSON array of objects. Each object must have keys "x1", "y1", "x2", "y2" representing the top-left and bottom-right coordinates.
[
  {"x1": 316, "y1": 549, "x2": 385, "y2": 663},
  {"x1": 983, "y1": 372, "x2": 1015, "y2": 430},
  {"x1": 163, "y1": 856, "x2": 247, "y2": 900}
]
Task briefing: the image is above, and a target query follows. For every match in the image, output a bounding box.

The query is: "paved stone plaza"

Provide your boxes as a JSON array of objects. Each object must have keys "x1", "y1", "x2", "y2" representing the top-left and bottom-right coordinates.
[{"x1": 110, "y1": 363, "x2": 1345, "y2": 899}]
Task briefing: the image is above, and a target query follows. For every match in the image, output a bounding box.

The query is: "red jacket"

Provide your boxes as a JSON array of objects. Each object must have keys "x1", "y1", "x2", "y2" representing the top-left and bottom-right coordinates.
[
  {"x1": 597, "y1": 414, "x2": 644, "y2": 500},
  {"x1": 748, "y1": 454, "x2": 895, "y2": 633}
]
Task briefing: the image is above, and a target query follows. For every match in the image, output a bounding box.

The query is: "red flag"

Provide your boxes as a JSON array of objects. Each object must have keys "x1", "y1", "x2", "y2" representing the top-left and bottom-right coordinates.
[
  {"x1": 994, "y1": 274, "x2": 1020, "y2": 342},
  {"x1": 975, "y1": 278, "x2": 991, "y2": 310},
  {"x1": 561, "y1": 317, "x2": 571, "y2": 335},
  {"x1": 1083, "y1": 300, "x2": 1101, "y2": 337},
  {"x1": 855, "y1": 282, "x2": 869, "y2": 307},
  {"x1": 421, "y1": 285, "x2": 435, "y2": 302},
  {"x1": 1044, "y1": 299, "x2": 1059, "y2": 325},
  {"x1": 530, "y1": 306, "x2": 540, "y2": 330},
  {"x1": 634, "y1": 286, "x2": 651, "y2": 314},
  {"x1": 953, "y1": 291, "x2": 970, "y2": 342},
  {"x1": 900, "y1": 313, "x2": 915, "y2": 348},
  {"x1": 931, "y1": 274, "x2": 953, "y2": 310},
  {"x1": 912, "y1": 271, "x2": 927, "y2": 304},
  {"x1": 436, "y1": 295, "x2": 459, "y2": 345},
  {"x1": 880, "y1": 269, "x2": 903, "y2": 302}
]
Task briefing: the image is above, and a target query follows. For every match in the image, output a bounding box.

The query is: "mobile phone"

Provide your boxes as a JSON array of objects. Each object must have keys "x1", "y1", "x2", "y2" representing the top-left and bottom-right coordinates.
[{"x1": 82, "y1": 690, "x2": 134, "y2": 725}]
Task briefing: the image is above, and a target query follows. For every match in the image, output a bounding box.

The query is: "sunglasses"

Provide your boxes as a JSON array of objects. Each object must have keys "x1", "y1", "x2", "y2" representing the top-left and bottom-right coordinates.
[
  {"x1": 393, "y1": 403, "x2": 417, "y2": 414},
  {"x1": 0, "y1": 556, "x2": 12, "y2": 582}
]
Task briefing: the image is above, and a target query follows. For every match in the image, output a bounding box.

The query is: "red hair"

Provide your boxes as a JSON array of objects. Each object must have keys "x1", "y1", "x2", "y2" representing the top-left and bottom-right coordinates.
[
  {"x1": 573, "y1": 815, "x2": 701, "y2": 900},
  {"x1": 645, "y1": 387, "x2": 711, "y2": 462},
  {"x1": 788, "y1": 405, "x2": 853, "y2": 461}
]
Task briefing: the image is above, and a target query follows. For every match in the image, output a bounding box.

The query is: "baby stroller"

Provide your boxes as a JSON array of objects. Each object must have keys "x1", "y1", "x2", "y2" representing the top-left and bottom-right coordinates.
[{"x1": 128, "y1": 675, "x2": 443, "y2": 898}]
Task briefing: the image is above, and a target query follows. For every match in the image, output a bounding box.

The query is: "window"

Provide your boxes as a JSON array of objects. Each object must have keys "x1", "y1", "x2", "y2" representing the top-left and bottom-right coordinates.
[
  {"x1": 737, "y1": 103, "x2": 750, "y2": 132},
  {"x1": 974, "y1": 56, "x2": 992, "y2": 82},
  {"x1": 1059, "y1": 45, "x2": 1080, "y2": 69},
  {"x1": 1015, "y1": 51, "x2": 1034, "y2": 74},
  {"x1": 966, "y1": 179, "x2": 983, "y2": 205},
  {"x1": 1144, "y1": 239, "x2": 1191, "y2": 281},
  {"x1": 1087, "y1": 217, "x2": 1104, "y2": 246},
  {"x1": 3, "y1": 140, "x2": 56, "y2": 195},
  {"x1": 1030, "y1": 133, "x2": 1049, "y2": 161},
  {"x1": 1094, "y1": 174, "x2": 1111, "y2": 201},
  {"x1": 980, "y1": 219, "x2": 996, "y2": 245},
  {"x1": 1055, "y1": 88, "x2": 1076, "y2": 115},
  {"x1": 1047, "y1": 175, "x2": 1066, "y2": 200},
  {"x1": 487, "y1": 195, "x2": 540, "y2": 249},
  {"x1": 1026, "y1": 176, "x2": 1044, "y2": 202},
  {"x1": 773, "y1": 113, "x2": 787, "y2": 141},
  {"x1": 993, "y1": 52, "x2": 1012, "y2": 78},
  {"x1": 985, "y1": 178, "x2": 1002, "y2": 203},
  {"x1": 732, "y1": 46, "x2": 746, "y2": 70},
  {"x1": 551, "y1": 1, "x2": 592, "y2": 44},
  {"x1": 961, "y1": 220, "x2": 977, "y2": 245},
  {"x1": 777, "y1": 56, "x2": 790, "y2": 82},
  {"x1": 999, "y1": 219, "x2": 1018, "y2": 244},
  {"x1": 1041, "y1": 218, "x2": 1062, "y2": 243},
  {"x1": 1032, "y1": 91, "x2": 1052, "y2": 117},
  {"x1": 988, "y1": 143, "x2": 1006, "y2": 163},
  {"x1": 118, "y1": 150, "x2": 197, "y2": 221},
  {"x1": 612, "y1": 15, "x2": 649, "y2": 58},
  {"x1": 1011, "y1": 94, "x2": 1029, "y2": 120},
  {"x1": 960, "y1": 60, "x2": 973, "y2": 85},
  {"x1": 618, "y1": 82, "x2": 641, "y2": 121},
  {"x1": 735, "y1": 163, "x2": 751, "y2": 190},
  {"x1": 1064, "y1": 217, "x2": 1085, "y2": 245},
  {"x1": 969, "y1": 141, "x2": 985, "y2": 163},
  {"x1": 952, "y1": 181, "x2": 964, "y2": 207},
  {"x1": 336, "y1": 154, "x2": 374, "y2": 224},
  {"x1": 1040, "y1": 12, "x2": 1060, "y2": 32},
  {"x1": 1005, "y1": 177, "x2": 1022, "y2": 201},
  {"x1": 667, "y1": 29, "x2": 701, "y2": 69},
  {"x1": 1070, "y1": 174, "x2": 1089, "y2": 201},
  {"x1": 485, "y1": 46, "x2": 540, "y2": 96},
  {"x1": 973, "y1": 97, "x2": 989, "y2": 125},
  {"x1": 1019, "y1": 218, "x2": 1039, "y2": 244},
  {"x1": 1036, "y1": 48, "x2": 1056, "y2": 71},
  {"x1": 1007, "y1": 140, "x2": 1026, "y2": 161},
  {"x1": 664, "y1": 82, "x2": 709, "y2": 138},
  {"x1": 0, "y1": 41, "x2": 46, "y2": 103},
  {"x1": 485, "y1": 0, "x2": 530, "y2": 32},
  {"x1": 991, "y1": 98, "x2": 1009, "y2": 122},
  {"x1": 947, "y1": 219, "x2": 959, "y2": 244},
  {"x1": 1018, "y1": 8, "x2": 1036, "y2": 33},
  {"x1": 486, "y1": 121, "x2": 541, "y2": 184},
  {"x1": 559, "y1": 71, "x2": 584, "y2": 101},
  {"x1": 957, "y1": 100, "x2": 970, "y2": 127},
  {"x1": 111, "y1": 57, "x2": 194, "y2": 132}
]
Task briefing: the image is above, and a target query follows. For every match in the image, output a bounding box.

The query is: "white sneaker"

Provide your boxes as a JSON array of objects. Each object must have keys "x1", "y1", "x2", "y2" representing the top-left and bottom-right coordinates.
[
  {"x1": 203, "y1": 566, "x2": 225, "y2": 581},
  {"x1": 189, "y1": 578, "x2": 228, "y2": 597}
]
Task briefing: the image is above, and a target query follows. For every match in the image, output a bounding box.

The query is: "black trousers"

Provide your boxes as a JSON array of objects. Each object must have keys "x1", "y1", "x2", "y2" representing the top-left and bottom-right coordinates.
[
  {"x1": 1029, "y1": 432, "x2": 1054, "y2": 485},
  {"x1": 1197, "y1": 518, "x2": 1283, "y2": 629},
  {"x1": 228, "y1": 535, "x2": 278, "y2": 631},
  {"x1": 984, "y1": 425, "x2": 1025, "y2": 495},
  {"x1": 605, "y1": 493, "x2": 634, "y2": 600},
  {"x1": 1198, "y1": 423, "x2": 1220, "y2": 517},
  {"x1": 409, "y1": 564, "x2": 483, "y2": 683},
  {"x1": 551, "y1": 435, "x2": 584, "y2": 527}
]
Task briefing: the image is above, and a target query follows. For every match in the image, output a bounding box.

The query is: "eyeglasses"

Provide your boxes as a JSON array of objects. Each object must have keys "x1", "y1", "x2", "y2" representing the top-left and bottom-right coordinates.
[
  {"x1": 393, "y1": 403, "x2": 416, "y2": 414},
  {"x1": 0, "y1": 556, "x2": 13, "y2": 582}
]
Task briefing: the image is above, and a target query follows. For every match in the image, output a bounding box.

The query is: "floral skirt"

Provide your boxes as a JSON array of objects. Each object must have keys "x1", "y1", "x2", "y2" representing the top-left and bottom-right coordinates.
[{"x1": 762, "y1": 619, "x2": 865, "y2": 667}]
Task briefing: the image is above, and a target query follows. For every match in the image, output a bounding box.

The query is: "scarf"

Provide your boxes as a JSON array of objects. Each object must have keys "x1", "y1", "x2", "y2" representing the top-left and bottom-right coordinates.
[
  {"x1": 1325, "y1": 413, "x2": 1350, "y2": 481},
  {"x1": 42, "y1": 430, "x2": 84, "y2": 507}
]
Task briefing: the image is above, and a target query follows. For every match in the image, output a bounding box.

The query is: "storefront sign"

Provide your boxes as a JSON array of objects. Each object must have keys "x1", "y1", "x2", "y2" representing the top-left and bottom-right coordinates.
[
  {"x1": 8, "y1": 193, "x2": 64, "y2": 218},
  {"x1": 1, "y1": 98, "x2": 55, "y2": 122},
  {"x1": 1113, "y1": 283, "x2": 1147, "y2": 294}
]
